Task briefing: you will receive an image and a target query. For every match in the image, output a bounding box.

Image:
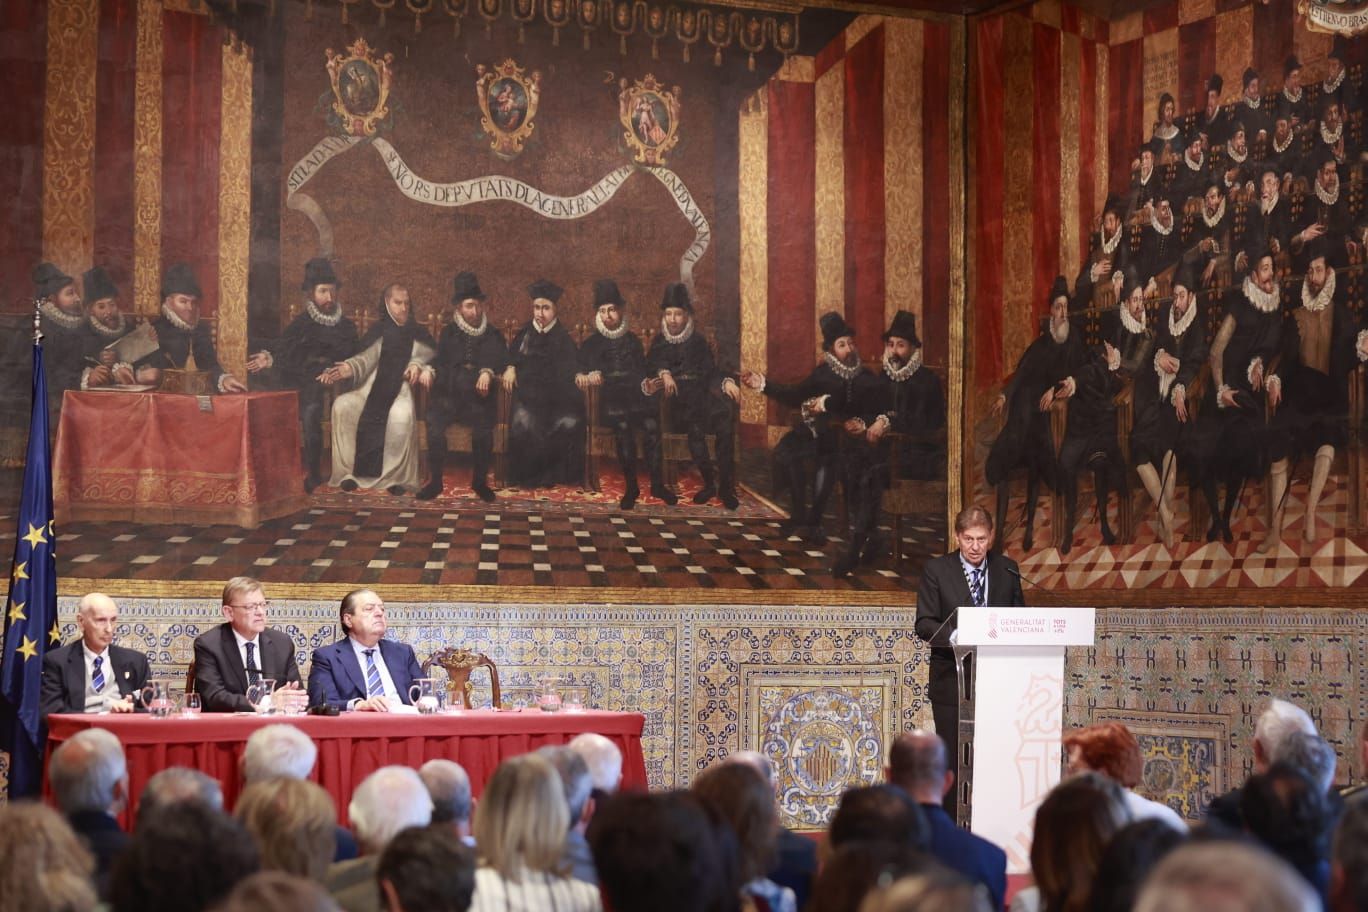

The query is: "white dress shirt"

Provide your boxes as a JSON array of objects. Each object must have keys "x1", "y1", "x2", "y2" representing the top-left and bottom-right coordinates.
[{"x1": 348, "y1": 636, "x2": 401, "y2": 706}]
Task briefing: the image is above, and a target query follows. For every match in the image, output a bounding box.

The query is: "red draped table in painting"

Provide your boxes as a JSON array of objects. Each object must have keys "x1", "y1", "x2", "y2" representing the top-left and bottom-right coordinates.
[
  {"x1": 53, "y1": 390, "x2": 307, "y2": 529},
  {"x1": 44, "y1": 710, "x2": 648, "y2": 827}
]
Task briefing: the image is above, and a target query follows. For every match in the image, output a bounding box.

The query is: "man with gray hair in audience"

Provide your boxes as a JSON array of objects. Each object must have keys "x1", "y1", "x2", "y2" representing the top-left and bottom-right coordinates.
[
  {"x1": 419, "y1": 758, "x2": 475, "y2": 846},
  {"x1": 1136, "y1": 840, "x2": 1319, "y2": 912},
  {"x1": 725, "y1": 749, "x2": 818, "y2": 911},
  {"x1": 327, "y1": 765, "x2": 433, "y2": 912},
  {"x1": 242, "y1": 722, "x2": 358, "y2": 861},
  {"x1": 1207, "y1": 697, "x2": 1318, "y2": 829},
  {"x1": 537, "y1": 745, "x2": 598, "y2": 884},
  {"x1": 136, "y1": 766, "x2": 224, "y2": 827},
  {"x1": 568, "y1": 732, "x2": 623, "y2": 801},
  {"x1": 48, "y1": 727, "x2": 130, "y2": 894}
]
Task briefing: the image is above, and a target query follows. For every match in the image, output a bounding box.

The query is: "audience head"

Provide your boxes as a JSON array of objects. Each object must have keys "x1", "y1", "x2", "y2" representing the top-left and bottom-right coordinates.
[
  {"x1": 49, "y1": 727, "x2": 129, "y2": 816},
  {"x1": 829, "y1": 785, "x2": 930, "y2": 852},
  {"x1": 724, "y1": 749, "x2": 776, "y2": 788},
  {"x1": 1253, "y1": 699, "x2": 1316, "y2": 773},
  {"x1": 568, "y1": 732, "x2": 624, "y2": 795},
  {"x1": 234, "y1": 778, "x2": 337, "y2": 882},
  {"x1": 349, "y1": 766, "x2": 432, "y2": 856},
  {"x1": 886, "y1": 730, "x2": 952, "y2": 804},
  {"x1": 339, "y1": 589, "x2": 387, "y2": 647},
  {"x1": 1331, "y1": 793, "x2": 1368, "y2": 912},
  {"x1": 242, "y1": 723, "x2": 318, "y2": 784},
  {"x1": 376, "y1": 826, "x2": 477, "y2": 912},
  {"x1": 588, "y1": 791, "x2": 731, "y2": 912},
  {"x1": 75, "y1": 592, "x2": 120, "y2": 654},
  {"x1": 806, "y1": 841, "x2": 933, "y2": 912},
  {"x1": 1270, "y1": 731, "x2": 1337, "y2": 794},
  {"x1": 211, "y1": 871, "x2": 340, "y2": 912},
  {"x1": 137, "y1": 766, "x2": 223, "y2": 826},
  {"x1": 1135, "y1": 840, "x2": 1319, "y2": 912},
  {"x1": 857, "y1": 870, "x2": 994, "y2": 912},
  {"x1": 419, "y1": 759, "x2": 473, "y2": 829},
  {"x1": 0, "y1": 802, "x2": 97, "y2": 912},
  {"x1": 1062, "y1": 722, "x2": 1144, "y2": 789},
  {"x1": 692, "y1": 760, "x2": 780, "y2": 883},
  {"x1": 1029, "y1": 772, "x2": 1131, "y2": 912},
  {"x1": 1087, "y1": 819, "x2": 1188, "y2": 912},
  {"x1": 535, "y1": 745, "x2": 595, "y2": 829},
  {"x1": 473, "y1": 752, "x2": 570, "y2": 879},
  {"x1": 111, "y1": 800, "x2": 259, "y2": 912},
  {"x1": 1239, "y1": 762, "x2": 1333, "y2": 877}
]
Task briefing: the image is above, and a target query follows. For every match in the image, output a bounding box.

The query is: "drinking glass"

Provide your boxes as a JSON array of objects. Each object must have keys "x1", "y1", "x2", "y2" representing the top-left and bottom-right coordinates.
[
  {"x1": 142, "y1": 681, "x2": 173, "y2": 718},
  {"x1": 536, "y1": 675, "x2": 563, "y2": 713},
  {"x1": 182, "y1": 693, "x2": 202, "y2": 716},
  {"x1": 562, "y1": 687, "x2": 586, "y2": 712},
  {"x1": 246, "y1": 678, "x2": 277, "y2": 713}
]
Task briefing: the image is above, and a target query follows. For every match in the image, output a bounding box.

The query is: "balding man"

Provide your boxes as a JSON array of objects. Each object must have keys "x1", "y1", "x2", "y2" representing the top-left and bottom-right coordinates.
[
  {"x1": 306, "y1": 589, "x2": 424, "y2": 712},
  {"x1": 41, "y1": 593, "x2": 150, "y2": 717},
  {"x1": 49, "y1": 728, "x2": 130, "y2": 894},
  {"x1": 886, "y1": 730, "x2": 1006, "y2": 910},
  {"x1": 420, "y1": 759, "x2": 474, "y2": 845}
]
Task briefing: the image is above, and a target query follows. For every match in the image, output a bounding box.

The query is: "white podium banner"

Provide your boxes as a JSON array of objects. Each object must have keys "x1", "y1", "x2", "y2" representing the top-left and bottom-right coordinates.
[{"x1": 958, "y1": 606, "x2": 1094, "y2": 873}]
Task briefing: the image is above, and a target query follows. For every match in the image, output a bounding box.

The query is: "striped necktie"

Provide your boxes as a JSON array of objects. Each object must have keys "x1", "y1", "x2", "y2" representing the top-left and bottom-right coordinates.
[
  {"x1": 91, "y1": 656, "x2": 105, "y2": 693},
  {"x1": 970, "y1": 567, "x2": 985, "y2": 607},
  {"x1": 245, "y1": 642, "x2": 261, "y2": 685},
  {"x1": 364, "y1": 649, "x2": 384, "y2": 698}
]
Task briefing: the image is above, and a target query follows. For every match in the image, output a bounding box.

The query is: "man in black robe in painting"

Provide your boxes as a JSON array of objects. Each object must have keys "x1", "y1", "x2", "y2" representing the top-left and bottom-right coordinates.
[
  {"x1": 1290, "y1": 155, "x2": 1355, "y2": 263},
  {"x1": 505, "y1": 279, "x2": 584, "y2": 488},
  {"x1": 645, "y1": 282, "x2": 742, "y2": 510},
  {"x1": 1166, "y1": 130, "x2": 1211, "y2": 206},
  {"x1": 150, "y1": 263, "x2": 248, "y2": 394},
  {"x1": 33, "y1": 262, "x2": 88, "y2": 418},
  {"x1": 1136, "y1": 194, "x2": 1184, "y2": 293},
  {"x1": 576, "y1": 278, "x2": 668, "y2": 510},
  {"x1": 1184, "y1": 180, "x2": 1233, "y2": 289},
  {"x1": 987, "y1": 276, "x2": 1088, "y2": 552},
  {"x1": 247, "y1": 258, "x2": 358, "y2": 492},
  {"x1": 1236, "y1": 167, "x2": 1292, "y2": 277},
  {"x1": 76, "y1": 266, "x2": 160, "y2": 390},
  {"x1": 1197, "y1": 74, "x2": 1230, "y2": 149},
  {"x1": 1075, "y1": 195, "x2": 1131, "y2": 309},
  {"x1": 420, "y1": 271, "x2": 509, "y2": 503},
  {"x1": 741, "y1": 312, "x2": 879, "y2": 561}
]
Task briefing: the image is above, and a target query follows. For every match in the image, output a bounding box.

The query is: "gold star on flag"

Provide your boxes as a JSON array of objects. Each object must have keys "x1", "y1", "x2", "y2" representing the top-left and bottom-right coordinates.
[
  {"x1": 7, "y1": 601, "x2": 24, "y2": 623},
  {"x1": 22, "y1": 522, "x2": 46, "y2": 549},
  {"x1": 49, "y1": 620, "x2": 61, "y2": 643},
  {"x1": 11, "y1": 561, "x2": 27, "y2": 583},
  {"x1": 17, "y1": 635, "x2": 37, "y2": 660}
]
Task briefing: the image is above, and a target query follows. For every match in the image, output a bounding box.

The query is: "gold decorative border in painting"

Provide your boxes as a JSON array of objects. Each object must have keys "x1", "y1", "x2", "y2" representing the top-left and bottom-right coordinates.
[
  {"x1": 813, "y1": 64, "x2": 844, "y2": 359},
  {"x1": 1060, "y1": 31, "x2": 1081, "y2": 284},
  {"x1": 134, "y1": 0, "x2": 164, "y2": 316},
  {"x1": 946, "y1": 16, "x2": 966, "y2": 528},
  {"x1": 217, "y1": 41, "x2": 253, "y2": 380},
  {"x1": 884, "y1": 17, "x2": 923, "y2": 330},
  {"x1": 1000, "y1": 13, "x2": 1034, "y2": 373},
  {"x1": 42, "y1": 0, "x2": 99, "y2": 275},
  {"x1": 738, "y1": 89, "x2": 768, "y2": 427}
]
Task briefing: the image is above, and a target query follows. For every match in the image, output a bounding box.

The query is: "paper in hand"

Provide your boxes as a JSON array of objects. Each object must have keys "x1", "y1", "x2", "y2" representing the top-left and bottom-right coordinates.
[{"x1": 104, "y1": 322, "x2": 159, "y2": 365}]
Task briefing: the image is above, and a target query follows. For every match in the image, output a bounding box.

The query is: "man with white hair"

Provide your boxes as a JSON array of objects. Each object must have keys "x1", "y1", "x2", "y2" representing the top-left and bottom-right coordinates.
[
  {"x1": 241, "y1": 723, "x2": 361, "y2": 862},
  {"x1": 568, "y1": 732, "x2": 623, "y2": 799},
  {"x1": 137, "y1": 766, "x2": 224, "y2": 825},
  {"x1": 40, "y1": 592, "x2": 150, "y2": 717},
  {"x1": 1136, "y1": 840, "x2": 1320, "y2": 912},
  {"x1": 49, "y1": 727, "x2": 129, "y2": 893},
  {"x1": 419, "y1": 758, "x2": 474, "y2": 845},
  {"x1": 327, "y1": 765, "x2": 433, "y2": 912},
  {"x1": 537, "y1": 745, "x2": 598, "y2": 884},
  {"x1": 725, "y1": 750, "x2": 818, "y2": 911},
  {"x1": 1207, "y1": 698, "x2": 1317, "y2": 829}
]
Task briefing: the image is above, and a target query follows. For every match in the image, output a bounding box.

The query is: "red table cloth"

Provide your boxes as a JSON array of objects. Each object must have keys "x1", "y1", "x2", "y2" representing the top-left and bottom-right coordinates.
[
  {"x1": 45, "y1": 710, "x2": 648, "y2": 827},
  {"x1": 53, "y1": 390, "x2": 306, "y2": 528}
]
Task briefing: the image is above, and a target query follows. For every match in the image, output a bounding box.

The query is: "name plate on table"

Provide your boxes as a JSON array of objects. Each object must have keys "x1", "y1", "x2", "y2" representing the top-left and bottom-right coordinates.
[{"x1": 956, "y1": 605, "x2": 1095, "y2": 647}]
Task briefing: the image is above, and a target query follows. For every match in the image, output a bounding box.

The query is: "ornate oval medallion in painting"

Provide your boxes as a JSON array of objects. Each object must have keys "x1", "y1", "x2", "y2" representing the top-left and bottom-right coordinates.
[
  {"x1": 476, "y1": 60, "x2": 542, "y2": 160},
  {"x1": 325, "y1": 39, "x2": 394, "y2": 137},
  {"x1": 618, "y1": 75, "x2": 681, "y2": 165}
]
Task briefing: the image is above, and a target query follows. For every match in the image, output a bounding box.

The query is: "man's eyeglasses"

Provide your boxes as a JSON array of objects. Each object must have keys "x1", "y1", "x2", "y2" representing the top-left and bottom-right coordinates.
[{"x1": 229, "y1": 602, "x2": 271, "y2": 612}]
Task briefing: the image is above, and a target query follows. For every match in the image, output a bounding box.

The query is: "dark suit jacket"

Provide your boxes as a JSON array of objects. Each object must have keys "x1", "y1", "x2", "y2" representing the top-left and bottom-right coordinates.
[
  {"x1": 67, "y1": 810, "x2": 129, "y2": 897},
  {"x1": 914, "y1": 549, "x2": 1025, "y2": 706},
  {"x1": 921, "y1": 803, "x2": 1007, "y2": 911},
  {"x1": 192, "y1": 623, "x2": 302, "y2": 713},
  {"x1": 768, "y1": 826, "x2": 818, "y2": 912},
  {"x1": 307, "y1": 638, "x2": 424, "y2": 711},
  {"x1": 40, "y1": 641, "x2": 150, "y2": 718}
]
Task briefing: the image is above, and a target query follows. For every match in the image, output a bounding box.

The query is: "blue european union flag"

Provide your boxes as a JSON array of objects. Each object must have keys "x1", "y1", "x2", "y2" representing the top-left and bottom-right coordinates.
[{"x1": 0, "y1": 338, "x2": 60, "y2": 798}]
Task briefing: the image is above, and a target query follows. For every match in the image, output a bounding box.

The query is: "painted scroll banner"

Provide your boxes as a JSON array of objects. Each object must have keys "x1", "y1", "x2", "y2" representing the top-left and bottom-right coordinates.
[{"x1": 284, "y1": 135, "x2": 712, "y2": 284}]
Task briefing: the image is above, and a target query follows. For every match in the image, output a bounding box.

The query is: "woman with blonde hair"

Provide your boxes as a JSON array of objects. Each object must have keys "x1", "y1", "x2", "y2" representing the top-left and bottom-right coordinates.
[
  {"x1": 234, "y1": 778, "x2": 338, "y2": 882},
  {"x1": 469, "y1": 752, "x2": 602, "y2": 912},
  {"x1": 0, "y1": 802, "x2": 98, "y2": 912}
]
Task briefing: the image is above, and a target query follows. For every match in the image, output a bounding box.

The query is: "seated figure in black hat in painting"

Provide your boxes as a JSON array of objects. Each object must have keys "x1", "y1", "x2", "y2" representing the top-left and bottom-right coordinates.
[
  {"x1": 504, "y1": 279, "x2": 585, "y2": 488},
  {"x1": 741, "y1": 312, "x2": 878, "y2": 552},
  {"x1": 1166, "y1": 129, "x2": 1210, "y2": 206},
  {"x1": 419, "y1": 271, "x2": 509, "y2": 503},
  {"x1": 987, "y1": 276, "x2": 1088, "y2": 551},
  {"x1": 246, "y1": 258, "x2": 358, "y2": 492},
  {"x1": 77, "y1": 266, "x2": 160, "y2": 390},
  {"x1": 1291, "y1": 155, "x2": 1356, "y2": 264},
  {"x1": 1185, "y1": 179, "x2": 1233, "y2": 289},
  {"x1": 1198, "y1": 74, "x2": 1230, "y2": 149},
  {"x1": 1310, "y1": 96, "x2": 1358, "y2": 172},
  {"x1": 149, "y1": 263, "x2": 247, "y2": 393},
  {"x1": 32, "y1": 262, "x2": 89, "y2": 417},
  {"x1": 1147, "y1": 92, "x2": 1184, "y2": 164},
  {"x1": 1218, "y1": 120, "x2": 1255, "y2": 196},
  {"x1": 576, "y1": 279, "x2": 669, "y2": 510},
  {"x1": 1279, "y1": 56, "x2": 1311, "y2": 133},
  {"x1": 1075, "y1": 195, "x2": 1131, "y2": 310},
  {"x1": 1321, "y1": 37, "x2": 1358, "y2": 119},
  {"x1": 1137, "y1": 194, "x2": 1184, "y2": 295},
  {"x1": 1237, "y1": 68, "x2": 1272, "y2": 144},
  {"x1": 645, "y1": 283, "x2": 742, "y2": 510}
]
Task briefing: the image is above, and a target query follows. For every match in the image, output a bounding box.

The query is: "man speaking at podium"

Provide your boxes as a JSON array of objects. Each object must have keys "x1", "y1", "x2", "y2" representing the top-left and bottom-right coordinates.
[{"x1": 915, "y1": 506, "x2": 1025, "y2": 814}]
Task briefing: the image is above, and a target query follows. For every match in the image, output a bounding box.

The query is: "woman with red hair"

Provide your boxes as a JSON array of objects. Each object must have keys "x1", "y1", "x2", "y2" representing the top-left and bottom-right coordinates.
[{"x1": 1063, "y1": 722, "x2": 1187, "y2": 831}]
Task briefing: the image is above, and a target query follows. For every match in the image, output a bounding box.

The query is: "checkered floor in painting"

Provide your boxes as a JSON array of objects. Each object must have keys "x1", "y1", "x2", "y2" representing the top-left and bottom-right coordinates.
[
  {"x1": 995, "y1": 473, "x2": 1368, "y2": 589},
  {"x1": 16, "y1": 494, "x2": 945, "y2": 591}
]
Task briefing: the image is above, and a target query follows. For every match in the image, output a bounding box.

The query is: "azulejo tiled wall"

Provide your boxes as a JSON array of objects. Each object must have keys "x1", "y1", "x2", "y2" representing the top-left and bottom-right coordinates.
[{"x1": 20, "y1": 599, "x2": 1367, "y2": 828}]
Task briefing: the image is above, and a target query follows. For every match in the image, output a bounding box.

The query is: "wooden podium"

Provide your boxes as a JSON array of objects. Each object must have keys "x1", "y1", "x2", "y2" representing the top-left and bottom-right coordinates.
[{"x1": 951, "y1": 605, "x2": 1096, "y2": 872}]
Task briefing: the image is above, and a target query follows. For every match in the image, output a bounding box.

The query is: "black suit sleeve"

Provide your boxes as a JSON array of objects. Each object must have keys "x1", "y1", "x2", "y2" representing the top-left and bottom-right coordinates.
[
  {"x1": 915, "y1": 558, "x2": 952, "y2": 643},
  {"x1": 193, "y1": 635, "x2": 252, "y2": 713},
  {"x1": 40, "y1": 648, "x2": 73, "y2": 718}
]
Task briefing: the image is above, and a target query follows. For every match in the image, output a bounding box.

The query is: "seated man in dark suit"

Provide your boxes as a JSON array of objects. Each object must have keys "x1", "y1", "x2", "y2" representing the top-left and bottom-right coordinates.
[
  {"x1": 40, "y1": 592, "x2": 150, "y2": 717},
  {"x1": 886, "y1": 730, "x2": 1007, "y2": 910},
  {"x1": 307, "y1": 588, "x2": 424, "y2": 712},
  {"x1": 48, "y1": 727, "x2": 130, "y2": 897},
  {"x1": 192, "y1": 576, "x2": 303, "y2": 712}
]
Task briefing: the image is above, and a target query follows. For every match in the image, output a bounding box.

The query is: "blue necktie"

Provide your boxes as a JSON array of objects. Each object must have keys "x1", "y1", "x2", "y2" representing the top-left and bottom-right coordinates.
[
  {"x1": 364, "y1": 649, "x2": 384, "y2": 698},
  {"x1": 245, "y1": 642, "x2": 260, "y2": 685},
  {"x1": 91, "y1": 656, "x2": 105, "y2": 693},
  {"x1": 971, "y1": 567, "x2": 985, "y2": 607}
]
